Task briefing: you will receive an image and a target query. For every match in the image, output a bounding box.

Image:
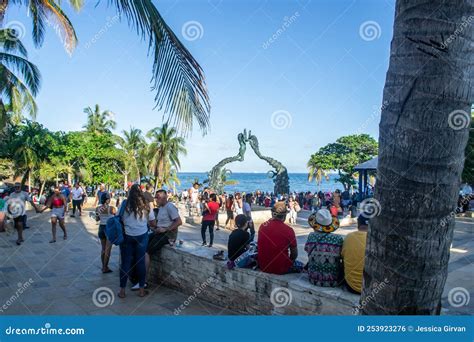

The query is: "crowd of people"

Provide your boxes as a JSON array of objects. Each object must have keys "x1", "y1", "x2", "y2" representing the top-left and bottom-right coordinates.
[{"x1": 1, "y1": 178, "x2": 472, "y2": 299}]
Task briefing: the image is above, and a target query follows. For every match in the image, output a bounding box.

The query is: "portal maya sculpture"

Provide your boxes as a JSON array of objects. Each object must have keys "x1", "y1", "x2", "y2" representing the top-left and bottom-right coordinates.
[{"x1": 207, "y1": 130, "x2": 290, "y2": 195}]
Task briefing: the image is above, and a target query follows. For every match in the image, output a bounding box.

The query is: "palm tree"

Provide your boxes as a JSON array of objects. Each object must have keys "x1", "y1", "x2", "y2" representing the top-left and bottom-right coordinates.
[
  {"x1": 83, "y1": 104, "x2": 116, "y2": 134},
  {"x1": 307, "y1": 164, "x2": 327, "y2": 188},
  {"x1": 116, "y1": 127, "x2": 145, "y2": 190},
  {"x1": 361, "y1": 0, "x2": 473, "y2": 314},
  {"x1": 147, "y1": 123, "x2": 186, "y2": 192},
  {"x1": 0, "y1": 28, "x2": 41, "y2": 128},
  {"x1": 2, "y1": 0, "x2": 211, "y2": 135}
]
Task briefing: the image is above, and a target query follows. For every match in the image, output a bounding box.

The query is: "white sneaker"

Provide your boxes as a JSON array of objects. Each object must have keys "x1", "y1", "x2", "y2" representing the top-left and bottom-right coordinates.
[{"x1": 131, "y1": 283, "x2": 140, "y2": 291}]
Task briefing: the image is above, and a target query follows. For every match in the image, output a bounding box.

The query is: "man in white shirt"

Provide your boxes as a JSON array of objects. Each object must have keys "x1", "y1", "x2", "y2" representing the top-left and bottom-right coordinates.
[
  {"x1": 6, "y1": 183, "x2": 41, "y2": 245},
  {"x1": 70, "y1": 182, "x2": 85, "y2": 217},
  {"x1": 145, "y1": 189, "x2": 182, "y2": 281}
]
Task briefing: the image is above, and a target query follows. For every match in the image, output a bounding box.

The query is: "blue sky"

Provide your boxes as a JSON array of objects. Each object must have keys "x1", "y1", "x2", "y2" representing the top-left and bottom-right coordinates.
[{"x1": 4, "y1": 0, "x2": 395, "y2": 172}]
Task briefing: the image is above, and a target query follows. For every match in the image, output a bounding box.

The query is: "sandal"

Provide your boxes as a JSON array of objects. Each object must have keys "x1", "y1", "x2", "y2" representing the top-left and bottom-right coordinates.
[
  {"x1": 102, "y1": 268, "x2": 113, "y2": 274},
  {"x1": 49, "y1": 239, "x2": 56, "y2": 243},
  {"x1": 118, "y1": 291, "x2": 126, "y2": 299}
]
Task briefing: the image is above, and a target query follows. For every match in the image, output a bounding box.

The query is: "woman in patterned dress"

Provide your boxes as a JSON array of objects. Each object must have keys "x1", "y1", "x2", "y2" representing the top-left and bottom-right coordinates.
[{"x1": 305, "y1": 209, "x2": 343, "y2": 287}]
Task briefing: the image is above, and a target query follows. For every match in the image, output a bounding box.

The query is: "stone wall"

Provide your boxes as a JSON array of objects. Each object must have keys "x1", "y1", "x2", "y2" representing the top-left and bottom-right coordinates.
[{"x1": 149, "y1": 244, "x2": 359, "y2": 315}]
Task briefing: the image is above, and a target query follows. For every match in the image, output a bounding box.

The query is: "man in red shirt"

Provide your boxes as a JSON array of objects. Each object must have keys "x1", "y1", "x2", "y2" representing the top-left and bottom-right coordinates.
[
  {"x1": 201, "y1": 193, "x2": 220, "y2": 248},
  {"x1": 258, "y1": 201, "x2": 299, "y2": 275}
]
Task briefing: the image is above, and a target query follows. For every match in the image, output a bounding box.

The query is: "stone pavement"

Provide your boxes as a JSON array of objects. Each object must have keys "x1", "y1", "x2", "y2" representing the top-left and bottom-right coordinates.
[
  {"x1": 0, "y1": 206, "x2": 472, "y2": 315},
  {"x1": 0, "y1": 209, "x2": 236, "y2": 316}
]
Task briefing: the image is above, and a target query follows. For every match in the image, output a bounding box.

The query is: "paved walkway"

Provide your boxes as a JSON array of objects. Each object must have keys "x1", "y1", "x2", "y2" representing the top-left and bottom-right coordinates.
[{"x1": 0, "y1": 206, "x2": 472, "y2": 315}]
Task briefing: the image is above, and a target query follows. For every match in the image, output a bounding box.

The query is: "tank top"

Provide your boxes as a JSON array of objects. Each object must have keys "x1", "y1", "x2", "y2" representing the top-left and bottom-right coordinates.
[
  {"x1": 52, "y1": 196, "x2": 64, "y2": 207},
  {"x1": 98, "y1": 205, "x2": 114, "y2": 225},
  {"x1": 190, "y1": 188, "x2": 199, "y2": 203}
]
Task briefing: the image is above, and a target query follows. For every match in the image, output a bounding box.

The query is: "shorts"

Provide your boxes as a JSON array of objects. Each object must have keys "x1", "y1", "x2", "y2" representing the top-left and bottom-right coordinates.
[
  {"x1": 51, "y1": 207, "x2": 65, "y2": 219},
  {"x1": 226, "y1": 210, "x2": 234, "y2": 219},
  {"x1": 147, "y1": 232, "x2": 169, "y2": 254},
  {"x1": 98, "y1": 224, "x2": 107, "y2": 240},
  {"x1": 13, "y1": 215, "x2": 27, "y2": 225}
]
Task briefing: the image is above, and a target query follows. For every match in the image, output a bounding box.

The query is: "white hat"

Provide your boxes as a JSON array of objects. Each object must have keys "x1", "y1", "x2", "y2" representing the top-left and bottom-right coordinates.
[{"x1": 315, "y1": 209, "x2": 332, "y2": 226}]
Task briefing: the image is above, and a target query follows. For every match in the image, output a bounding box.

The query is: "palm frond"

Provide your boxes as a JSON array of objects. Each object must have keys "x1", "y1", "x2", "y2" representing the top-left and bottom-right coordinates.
[
  {"x1": 0, "y1": 52, "x2": 42, "y2": 95},
  {"x1": 109, "y1": 0, "x2": 210, "y2": 135},
  {"x1": 0, "y1": 29, "x2": 28, "y2": 57}
]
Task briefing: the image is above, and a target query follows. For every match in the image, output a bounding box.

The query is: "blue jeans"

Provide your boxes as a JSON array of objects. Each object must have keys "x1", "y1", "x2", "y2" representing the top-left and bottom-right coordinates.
[{"x1": 119, "y1": 233, "x2": 148, "y2": 288}]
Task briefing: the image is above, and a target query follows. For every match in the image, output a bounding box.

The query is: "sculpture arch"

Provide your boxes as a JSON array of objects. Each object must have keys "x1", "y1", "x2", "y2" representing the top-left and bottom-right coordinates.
[{"x1": 206, "y1": 130, "x2": 290, "y2": 195}]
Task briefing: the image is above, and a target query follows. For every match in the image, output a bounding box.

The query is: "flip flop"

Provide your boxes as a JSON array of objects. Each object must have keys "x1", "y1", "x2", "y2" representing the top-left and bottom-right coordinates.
[
  {"x1": 49, "y1": 240, "x2": 56, "y2": 243},
  {"x1": 102, "y1": 269, "x2": 113, "y2": 274},
  {"x1": 117, "y1": 292, "x2": 126, "y2": 299}
]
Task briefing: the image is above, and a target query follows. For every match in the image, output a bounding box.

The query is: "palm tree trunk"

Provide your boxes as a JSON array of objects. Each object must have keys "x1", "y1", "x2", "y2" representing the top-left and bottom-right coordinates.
[
  {"x1": 361, "y1": 0, "x2": 473, "y2": 315},
  {"x1": 28, "y1": 170, "x2": 32, "y2": 192},
  {"x1": 124, "y1": 172, "x2": 128, "y2": 191},
  {"x1": 39, "y1": 180, "x2": 45, "y2": 198}
]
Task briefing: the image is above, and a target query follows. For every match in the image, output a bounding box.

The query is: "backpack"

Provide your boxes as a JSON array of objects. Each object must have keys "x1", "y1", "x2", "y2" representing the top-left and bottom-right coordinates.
[{"x1": 105, "y1": 200, "x2": 126, "y2": 245}]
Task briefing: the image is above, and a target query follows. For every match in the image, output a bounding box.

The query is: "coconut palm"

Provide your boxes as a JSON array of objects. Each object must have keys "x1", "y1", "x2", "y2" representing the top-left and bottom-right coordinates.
[
  {"x1": 83, "y1": 104, "x2": 116, "y2": 134},
  {"x1": 0, "y1": 28, "x2": 41, "y2": 128},
  {"x1": 307, "y1": 164, "x2": 327, "y2": 188},
  {"x1": 116, "y1": 127, "x2": 145, "y2": 189},
  {"x1": 361, "y1": 0, "x2": 473, "y2": 315},
  {"x1": 0, "y1": 0, "x2": 78, "y2": 53},
  {"x1": 2, "y1": 0, "x2": 210, "y2": 135},
  {"x1": 147, "y1": 123, "x2": 186, "y2": 191}
]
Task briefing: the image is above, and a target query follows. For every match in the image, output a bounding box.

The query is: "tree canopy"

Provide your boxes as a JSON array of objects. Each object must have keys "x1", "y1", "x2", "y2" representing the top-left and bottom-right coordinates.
[{"x1": 307, "y1": 134, "x2": 378, "y2": 190}]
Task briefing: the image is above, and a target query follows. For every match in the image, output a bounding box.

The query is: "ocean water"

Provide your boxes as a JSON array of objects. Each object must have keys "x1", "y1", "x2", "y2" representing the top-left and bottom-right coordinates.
[{"x1": 174, "y1": 172, "x2": 344, "y2": 194}]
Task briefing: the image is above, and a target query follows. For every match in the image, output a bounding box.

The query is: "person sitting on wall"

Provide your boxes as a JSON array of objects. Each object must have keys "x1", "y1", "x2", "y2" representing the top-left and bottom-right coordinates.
[
  {"x1": 226, "y1": 214, "x2": 258, "y2": 269},
  {"x1": 305, "y1": 209, "x2": 343, "y2": 287},
  {"x1": 258, "y1": 201, "x2": 303, "y2": 275},
  {"x1": 341, "y1": 214, "x2": 369, "y2": 294}
]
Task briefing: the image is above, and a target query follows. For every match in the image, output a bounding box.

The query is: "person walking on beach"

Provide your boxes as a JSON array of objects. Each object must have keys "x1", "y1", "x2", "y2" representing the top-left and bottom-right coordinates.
[
  {"x1": 6, "y1": 183, "x2": 41, "y2": 245},
  {"x1": 224, "y1": 194, "x2": 235, "y2": 229},
  {"x1": 288, "y1": 197, "x2": 297, "y2": 225},
  {"x1": 39, "y1": 186, "x2": 68, "y2": 243},
  {"x1": 201, "y1": 193, "x2": 220, "y2": 247},
  {"x1": 95, "y1": 193, "x2": 116, "y2": 273},
  {"x1": 70, "y1": 182, "x2": 85, "y2": 217},
  {"x1": 93, "y1": 184, "x2": 108, "y2": 207},
  {"x1": 118, "y1": 184, "x2": 154, "y2": 298},
  {"x1": 234, "y1": 193, "x2": 243, "y2": 216}
]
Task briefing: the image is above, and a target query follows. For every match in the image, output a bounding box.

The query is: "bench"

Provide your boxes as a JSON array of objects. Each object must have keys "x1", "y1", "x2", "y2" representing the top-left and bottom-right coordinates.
[{"x1": 149, "y1": 243, "x2": 360, "y2": 315}]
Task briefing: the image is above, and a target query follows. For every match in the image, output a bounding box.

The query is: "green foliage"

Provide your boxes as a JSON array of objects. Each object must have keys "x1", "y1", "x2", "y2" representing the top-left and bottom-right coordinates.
[
  {"x1": 307, "y1": 134, "x2": 378, "y2": 190},
  {"x1": 0, "y1": 28, "x2": 41, "y2": 128}
]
